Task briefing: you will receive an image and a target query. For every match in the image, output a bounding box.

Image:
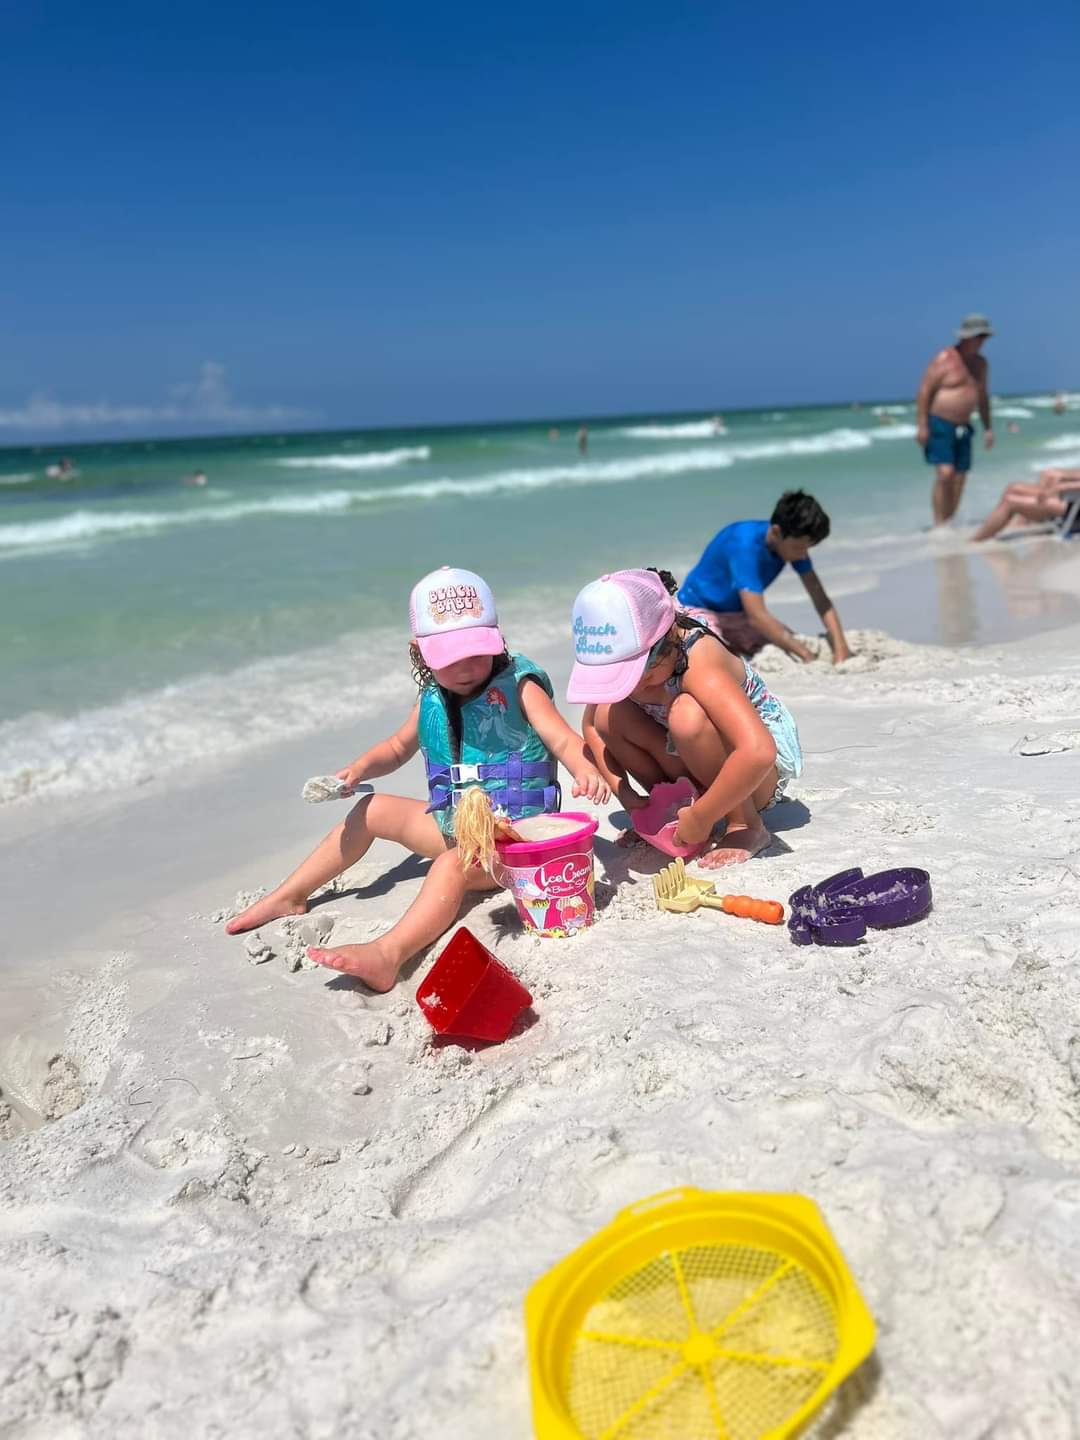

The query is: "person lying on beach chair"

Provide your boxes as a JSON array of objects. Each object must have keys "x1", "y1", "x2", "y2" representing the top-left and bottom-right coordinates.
[
  {"x1": 973, "y1": 468, "x2": 1080, "y2": 542},
  {"x1": 676, "y1": 491, "x2": 853, "y2": 665}
]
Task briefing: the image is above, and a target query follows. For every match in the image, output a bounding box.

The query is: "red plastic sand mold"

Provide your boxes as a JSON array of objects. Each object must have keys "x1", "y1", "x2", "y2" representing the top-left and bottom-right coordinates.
[{"x1": 416, "y1": 926, "x2": 532, "y2": 1043}]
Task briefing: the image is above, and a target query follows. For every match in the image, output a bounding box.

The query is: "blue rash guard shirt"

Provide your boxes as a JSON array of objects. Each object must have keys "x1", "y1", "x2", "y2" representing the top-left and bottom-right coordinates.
[{"x1": 677, "y1": 520, "x2": 814, "y2": 614}]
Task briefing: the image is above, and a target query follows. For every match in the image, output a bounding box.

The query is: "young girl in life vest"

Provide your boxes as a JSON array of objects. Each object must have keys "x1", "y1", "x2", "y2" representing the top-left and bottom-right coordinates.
[
  {"x1": 567, "y1": 568, "x2": 802, "y2": 868},
  {"x1": 226, "y1": 566, "x2": 608, "y2": 991}
]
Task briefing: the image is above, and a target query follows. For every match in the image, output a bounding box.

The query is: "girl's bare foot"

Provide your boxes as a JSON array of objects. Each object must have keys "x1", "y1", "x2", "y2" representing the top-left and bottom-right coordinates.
[
  {"x1": 307, "y1": 941, "x2": 401, "y2": 992},
  {"x1": 226, "y1": 890, "x2": 308, "y2": 934},
  {"x1": 698, "y1": 821, "x2": 771, "y2": 869}
]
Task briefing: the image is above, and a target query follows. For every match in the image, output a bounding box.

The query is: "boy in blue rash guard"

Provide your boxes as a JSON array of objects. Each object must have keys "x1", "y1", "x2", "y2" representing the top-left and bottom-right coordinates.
[
  {"x1": 678, "y1": 491, "x2": 853, "y2": 666},
  {"x1": 225, "y1": 566, "x2": 607, "y2": 992}
]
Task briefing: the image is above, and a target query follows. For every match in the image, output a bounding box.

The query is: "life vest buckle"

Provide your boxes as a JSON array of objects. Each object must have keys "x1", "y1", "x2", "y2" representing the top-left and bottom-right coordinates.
[{"x1": 449, "y1": 762, "x2": 484, "y2": 785}]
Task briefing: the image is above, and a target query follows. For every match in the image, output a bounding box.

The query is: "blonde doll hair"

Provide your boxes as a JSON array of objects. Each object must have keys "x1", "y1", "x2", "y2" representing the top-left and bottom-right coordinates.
[
  {"x1": 453, "y1": 785, "x2": 520, "y2": 874},
  {"x1": 453, "y1": 785, "x2": 500, "y2": 874}
]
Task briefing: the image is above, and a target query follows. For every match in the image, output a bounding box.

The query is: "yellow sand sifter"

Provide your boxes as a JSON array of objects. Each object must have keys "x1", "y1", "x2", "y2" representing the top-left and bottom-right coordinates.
[{"x1": 525, "y1": 1188, "x2": 875, "y2": 1440}]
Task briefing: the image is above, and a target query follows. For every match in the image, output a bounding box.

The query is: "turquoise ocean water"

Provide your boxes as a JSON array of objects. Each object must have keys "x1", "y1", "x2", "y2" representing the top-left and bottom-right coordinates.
[{"x1": 3, "y1": 396, "x2": 1078, "y2": 805}]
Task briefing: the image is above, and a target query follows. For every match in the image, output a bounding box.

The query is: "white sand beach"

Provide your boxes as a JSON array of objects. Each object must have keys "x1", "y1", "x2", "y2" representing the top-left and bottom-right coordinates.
[{"x1": 4, "y1": 543, "x2": 1080, "y2": 1439}]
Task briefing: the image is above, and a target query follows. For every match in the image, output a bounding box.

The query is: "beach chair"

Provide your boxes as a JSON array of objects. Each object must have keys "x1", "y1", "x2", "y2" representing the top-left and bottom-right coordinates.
[{"x1": 1056, "y1": 488, "x2": 1080, "y2": 540}]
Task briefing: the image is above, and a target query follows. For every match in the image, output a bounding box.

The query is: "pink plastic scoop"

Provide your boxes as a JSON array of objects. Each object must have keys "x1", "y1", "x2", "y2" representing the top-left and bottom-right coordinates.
[{"x1": 630, "y1": 778, "x2": 707, "y2": 860}]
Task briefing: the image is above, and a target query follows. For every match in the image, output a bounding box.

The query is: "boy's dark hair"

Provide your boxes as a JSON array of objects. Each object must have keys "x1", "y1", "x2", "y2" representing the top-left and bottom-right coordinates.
[{"x1": 770, "y1": 490, "x2": 830, "y2": 544}]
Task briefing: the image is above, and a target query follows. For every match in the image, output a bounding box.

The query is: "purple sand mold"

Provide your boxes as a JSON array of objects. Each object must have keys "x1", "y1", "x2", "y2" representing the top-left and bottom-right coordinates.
[{"x1": 788, "y1": 866, "x2": 932, "y2": 946}]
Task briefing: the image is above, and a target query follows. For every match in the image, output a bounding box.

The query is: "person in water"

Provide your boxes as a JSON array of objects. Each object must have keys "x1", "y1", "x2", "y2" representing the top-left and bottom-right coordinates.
[
  {"x1": 916, "y1": 313, "x2": 995, "y2": 525},
  {"x1": 677, "y1": 491, "x2": 852, "y2": 665},
  {"x1": 569, "y1": 568, "x2": 802, "y2": 867},
  {"x1": 226, "y1": 566, "x2": 608, "y2": 990}
]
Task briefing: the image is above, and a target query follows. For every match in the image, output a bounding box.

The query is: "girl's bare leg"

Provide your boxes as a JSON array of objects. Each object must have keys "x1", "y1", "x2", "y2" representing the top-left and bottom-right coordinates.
[
  {"x1": 225, "y1": 795, "x2": 444, "y2": 933},
  {"x1": 667, "y1": 695, "x2": 774, "y2": 868},
  {"x1": 308, "y1": 850, "x2": 499, "y2": 991}
]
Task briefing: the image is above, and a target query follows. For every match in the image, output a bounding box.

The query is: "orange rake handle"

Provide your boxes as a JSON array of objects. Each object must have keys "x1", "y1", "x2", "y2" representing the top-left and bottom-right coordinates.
[{"x1": 719, "y1": 894, "x2": 785, "y2": 925}]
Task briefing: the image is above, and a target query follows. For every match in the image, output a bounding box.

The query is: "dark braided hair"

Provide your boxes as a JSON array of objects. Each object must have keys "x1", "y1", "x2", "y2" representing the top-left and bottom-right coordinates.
[{"x1": 645, "y1": 566, "x2": 728, "y2": 668}]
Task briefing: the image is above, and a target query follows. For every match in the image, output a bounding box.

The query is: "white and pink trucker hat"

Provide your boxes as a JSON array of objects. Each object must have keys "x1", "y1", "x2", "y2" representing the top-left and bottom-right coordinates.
[
  {"x1": 567, "y1": 569, "x2": 675, "y2": 704},
  {"x1": 408, "y1": 566, "x2": 505, "y2": 669}
]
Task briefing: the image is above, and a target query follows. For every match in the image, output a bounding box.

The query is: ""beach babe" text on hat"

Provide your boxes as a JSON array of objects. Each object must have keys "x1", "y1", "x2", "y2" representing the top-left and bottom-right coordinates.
[
  {"x1": 427, "y1": 583, "x2": 484, "y2": 626},
  {"x1": 573, "y1": 616, "x2": 619, "y2": 656}
]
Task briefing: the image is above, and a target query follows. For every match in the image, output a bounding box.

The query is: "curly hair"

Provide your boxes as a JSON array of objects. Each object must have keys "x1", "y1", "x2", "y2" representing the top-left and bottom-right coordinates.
[{"x1": 409, "y1": 642, "x2": 437, "y2": 691}]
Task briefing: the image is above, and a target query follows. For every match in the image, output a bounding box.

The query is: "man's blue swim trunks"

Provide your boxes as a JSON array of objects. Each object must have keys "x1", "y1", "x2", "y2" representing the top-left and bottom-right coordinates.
[{"x1": 924, "y1": 413, "x2": 974, "y2": 473}]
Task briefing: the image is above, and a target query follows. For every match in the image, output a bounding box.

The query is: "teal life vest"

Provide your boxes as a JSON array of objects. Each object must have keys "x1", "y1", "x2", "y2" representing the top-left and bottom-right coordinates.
[{"x1": 418, "y1": 652, "x2": 561, "y2": 834}]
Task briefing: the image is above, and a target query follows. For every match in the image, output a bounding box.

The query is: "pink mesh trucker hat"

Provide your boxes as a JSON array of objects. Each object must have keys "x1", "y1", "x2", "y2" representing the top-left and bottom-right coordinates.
[
  {"x1": 409, "y1": 566, "x2": 505, "y2": 669},
  {"x1": 567, "y1": 569, "x2": 675, "y2": 704}
]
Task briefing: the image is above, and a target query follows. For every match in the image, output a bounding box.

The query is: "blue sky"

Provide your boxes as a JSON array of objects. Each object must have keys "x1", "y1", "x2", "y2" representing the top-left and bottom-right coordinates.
[{"x1": 2, "y1": 0, "x2": 1076, "y2": 440}]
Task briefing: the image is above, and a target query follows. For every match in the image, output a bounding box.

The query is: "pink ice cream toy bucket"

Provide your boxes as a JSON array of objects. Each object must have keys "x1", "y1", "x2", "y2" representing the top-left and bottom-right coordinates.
[{"x1": 495, "y1": 812, "x2": 600, "y2": 937}]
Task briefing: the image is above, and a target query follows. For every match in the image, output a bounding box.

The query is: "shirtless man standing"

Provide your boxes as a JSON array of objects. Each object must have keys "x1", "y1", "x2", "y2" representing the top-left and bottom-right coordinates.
[{"x1": 915, "y1": 313, "x2": 995, "y2": 525}]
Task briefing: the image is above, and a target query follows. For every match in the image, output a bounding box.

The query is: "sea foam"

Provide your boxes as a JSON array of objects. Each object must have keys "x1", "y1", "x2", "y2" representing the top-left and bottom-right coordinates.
[
  {"x1": 0, "y1": 492, "x2": 357, "y2": 552},
  {"x1": 0, "y1": 629, "x2": 412, "y2": 805},
  {"x1": 0, "y1": 426, "x2": 900, "y2": 556},
  {"x1": 274, "y1": 446, "x2": 431, "y2": 470},
  {"x1": 617, "y1": 421, "x2": 726, "y2": 439}
]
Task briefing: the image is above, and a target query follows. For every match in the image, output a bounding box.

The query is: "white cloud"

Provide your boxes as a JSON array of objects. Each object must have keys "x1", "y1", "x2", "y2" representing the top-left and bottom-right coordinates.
[{"x1": 0, "y1": 362, "x2": 315, "y2": 435}]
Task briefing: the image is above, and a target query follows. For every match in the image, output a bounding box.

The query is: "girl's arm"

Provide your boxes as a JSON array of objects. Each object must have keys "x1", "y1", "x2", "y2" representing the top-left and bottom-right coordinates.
[
  {"x1": 336, "y1": 705, "x2": 421, "y2": 790},
  {"x1": 677, "y1": 655, "x2": 776, "y2": 843},
  {"x1": 520, "y1": 681, "x2": 610, "y2": 803}
]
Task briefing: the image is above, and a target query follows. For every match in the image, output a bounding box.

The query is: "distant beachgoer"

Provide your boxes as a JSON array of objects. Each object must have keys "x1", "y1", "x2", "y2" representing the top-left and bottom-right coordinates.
[
  {"x1": 224, "y1": 566, "x2": 607, "y2": 990},
  {"x1": 182, "y1": 470, "x2": 208, "y2": 487},
  {"x1": 47, "y1": 457, "x2": 76, "y2": 480},
  {"x1": 877, "y1": 411, "x2": 896, "y2": 425},
  {"x1": 1006, "y1": 421, "x2": 1020, "y2": 434},
  {"x1": 677, "y1": 491, "x2": 853, "y2": 666},
  {"x1": 1054, "y1": 392, "x2": 1066, "y2": 416},
  {"x1": 973, "y1": 468, "x2": 1080, "y2": 542},
  {"x1": 916, "y1": 313, "x2": 995, "y2": 525},
  {"x1": 548, "y1": 427, "x2": 560, "y2": 441},
  {"x1": 711, "y1": 414, "x2": 725, "y2": 434},
  {"x1": 577, "y1": 424, "x2": 588, "y2": 456}
]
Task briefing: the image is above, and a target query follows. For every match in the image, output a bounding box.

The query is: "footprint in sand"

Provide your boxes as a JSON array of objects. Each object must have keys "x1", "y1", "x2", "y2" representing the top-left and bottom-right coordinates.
[{"x1": 42, "y1": 1053, "x2": 86, "y2": 1121}]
